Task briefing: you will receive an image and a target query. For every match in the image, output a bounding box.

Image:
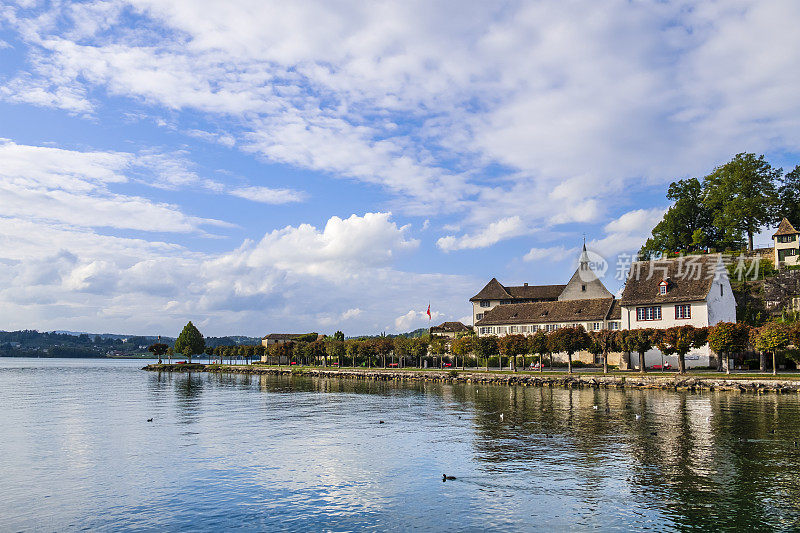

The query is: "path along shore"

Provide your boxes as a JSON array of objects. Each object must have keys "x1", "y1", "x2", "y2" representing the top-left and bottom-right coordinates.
[{"x1": 143, "y1": 364, "x2": 800, "y2": 393}]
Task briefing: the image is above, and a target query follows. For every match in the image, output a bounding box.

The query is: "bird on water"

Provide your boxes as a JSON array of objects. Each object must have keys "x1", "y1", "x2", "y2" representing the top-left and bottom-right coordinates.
[{"x1": 442, "y1": 474, "x2": 456, "y2": 481}]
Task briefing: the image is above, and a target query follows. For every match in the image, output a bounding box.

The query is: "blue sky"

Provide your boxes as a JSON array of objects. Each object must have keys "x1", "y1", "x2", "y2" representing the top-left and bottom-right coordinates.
[{"x1": 1, "y1": 0, "x2": 799, "y2": 337}]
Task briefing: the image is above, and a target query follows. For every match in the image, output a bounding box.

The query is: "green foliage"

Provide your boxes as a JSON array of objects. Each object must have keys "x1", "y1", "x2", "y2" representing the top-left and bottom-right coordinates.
[
  {"x1": 333, "y1": 330, "x2": 345, "y2": 342},
  {"x1": 641, "y1": 153, "x2": 786, "y2": 257},
  {"x1": 754, "y1": 322, "x2": 790, "y2": 353},
  {"x1": 498, "y1": 334, "x2": 527, "y2": 356},
  {"x1": 777, "y1": 165, "x2": 800, "y2": 229},
  {"x1": 148, "y1": 343, "x2": 169, "y2": 357},
  {"x1": 451, "y1": 336, "x2": 475, "y2": 357},
  {"x1": 703, "y1": 153, "x2": 781, "y2": 250},
  {"x1": 174, "y1": 321, "x2": 205, "y2": 361},
  {"x1": 527, "y1": 331, "x2": 549, "y2": 356},
  {"x1": 707, "y1": 322, "x2": 750, "y2": 355},
  {"x1": 475, "y1": 336, "x2": 499, "y2": 358}
]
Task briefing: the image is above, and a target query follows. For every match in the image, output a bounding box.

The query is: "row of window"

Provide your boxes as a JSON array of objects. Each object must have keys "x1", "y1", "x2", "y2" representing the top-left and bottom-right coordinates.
[
  {"x1": 478, "y1": 322, "x2": 621, "y2": 335},
  {"x1": 777, "y1": 235, "x2": 797, "y2": 243},
  {"x1": 636, "y1": 304, "x2": 692, "y2": 321}
]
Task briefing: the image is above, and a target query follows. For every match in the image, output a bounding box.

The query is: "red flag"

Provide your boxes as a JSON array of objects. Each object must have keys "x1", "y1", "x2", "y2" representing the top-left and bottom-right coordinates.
[{"x1": 427, "y1": 303, "x2": 431, "y2": 320}]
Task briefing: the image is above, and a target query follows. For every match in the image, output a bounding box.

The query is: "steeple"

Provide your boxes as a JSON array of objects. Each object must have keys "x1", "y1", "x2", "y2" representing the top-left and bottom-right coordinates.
[{"x1": 558, "y1": 242, "x2": 613, "y2": 301}]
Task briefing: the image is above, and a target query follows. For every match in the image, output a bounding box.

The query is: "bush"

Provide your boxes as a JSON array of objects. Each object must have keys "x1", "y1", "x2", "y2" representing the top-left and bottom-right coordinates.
[
  {"x1": 570, "y1": 361, "x2": 588, "y2": 368},
  {"x1": 487, "y1": 356, "x2": 500, "y2": 368},
  {"x1": 463, "y1": 357, "x2": 478, "y2": 368}
]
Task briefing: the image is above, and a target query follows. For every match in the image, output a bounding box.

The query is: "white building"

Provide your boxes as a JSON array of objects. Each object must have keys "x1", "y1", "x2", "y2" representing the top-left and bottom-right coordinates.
[{"x1": 619, "y1": 253, "x2": 736, "y2": 368}]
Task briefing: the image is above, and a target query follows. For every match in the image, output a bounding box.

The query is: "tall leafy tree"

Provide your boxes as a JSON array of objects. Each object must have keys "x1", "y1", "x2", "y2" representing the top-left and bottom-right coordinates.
[
  {"x1": 174, "y1": 321, "x2": 205, "y2": 363},
  {"x1": 498, "y1": 334, "x2": 527, "y2": 372},
  {"x1": 475, "y1": 336, "x2": 499, "y2": 371},
  {"x1": 776, "y1": 165, "x2": 800, "y2": 229},
  {"x1": 640, "y1": 178, "x2": 719, "y2": 258},
  {"x1": 589, "y1": 330, "x2": 618, "y2": 374},
  {"x1": 451, "y1": 336, "x2": 475, "y2": 369},
  {"x1": 621, "y1": 329, "x2": 655, "y2": 373},
  {"x1": 527, "y1": 330, "x2": 549, "y2": 372},
  {"x1": 703, "y1": 153, "x2": 781, "y2": 251}
]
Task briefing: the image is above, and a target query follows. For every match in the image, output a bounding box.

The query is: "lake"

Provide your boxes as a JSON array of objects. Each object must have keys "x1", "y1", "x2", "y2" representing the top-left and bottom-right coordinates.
[{"x1": 2, "y1": 358, "x2": 800, "y2": 531}]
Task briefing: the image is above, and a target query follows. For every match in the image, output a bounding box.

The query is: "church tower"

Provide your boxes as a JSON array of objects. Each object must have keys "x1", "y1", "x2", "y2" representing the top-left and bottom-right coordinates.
[{"x1": 557, "y1": 242, "x2": 613, "y2": 301}]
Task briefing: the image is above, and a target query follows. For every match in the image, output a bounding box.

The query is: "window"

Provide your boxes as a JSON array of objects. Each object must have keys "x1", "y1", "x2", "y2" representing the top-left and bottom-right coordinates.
[
  {"x1": 659, "y1": 285, "x2": 667, "y2": 295},
  {"x1": 520, "y1": 325, "x2": 528, "y2": 333},
  {"x1": 636, "y1": 306, "x2": 662, "y2": 321},
  {"x1": 500, "y1": 299, "x2": 512, "y2": 305},
  {"x1": 675, "y1": 304, "x2": 691, "y2": 319},
  {"x1": 778, "y1": 235, "x2": 797, "y2": 243},
  {"x1": 593, "y1": 322, "x2": 601, "y2": 331},
  {"x1": 581, "y1": 284, "x2": 586, "y2": 292},
  {"x1": 480, "y1": 300, "x2": 491, "y2": 308},
  {"x1": 476, "y1": 313, "x2": 484, "y2": 320},
  {"x1": 609, "y1": 322, "x2": 620, "y2": 330},
  {"x1": 510, "y1": 326, "x2": 518, "y2": 333},
  {"x1": 499, "y1": 326, "x2": 508, "y2": 335},
  {"x1": 779, "y1": 248, "x2": 799, "y2": 261}
]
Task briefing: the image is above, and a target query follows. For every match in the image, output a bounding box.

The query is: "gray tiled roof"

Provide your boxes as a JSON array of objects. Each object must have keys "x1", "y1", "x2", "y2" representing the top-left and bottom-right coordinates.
[
  {"x1": 475, "y1": 297, "x2": 616, "y2": 326},
  {"x1": 619, "y1": 254, "x2": 722, "y2": 306}
]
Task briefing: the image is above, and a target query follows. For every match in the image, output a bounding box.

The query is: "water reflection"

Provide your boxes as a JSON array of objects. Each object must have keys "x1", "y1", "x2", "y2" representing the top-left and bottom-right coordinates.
[{"x1": 3, "y1": 359, "x2": 800, "y2": 531}]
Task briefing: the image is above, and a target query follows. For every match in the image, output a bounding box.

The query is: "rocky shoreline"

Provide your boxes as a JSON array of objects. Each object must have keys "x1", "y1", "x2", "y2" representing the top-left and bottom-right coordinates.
[{"x1": 142, "y1": 364, "x2": 800, "y2": 393}]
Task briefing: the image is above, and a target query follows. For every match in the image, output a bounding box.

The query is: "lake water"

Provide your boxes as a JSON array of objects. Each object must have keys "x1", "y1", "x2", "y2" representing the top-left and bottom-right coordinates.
[{"x1": 2, "y1": 358, "x2": 800, "y2": 531}]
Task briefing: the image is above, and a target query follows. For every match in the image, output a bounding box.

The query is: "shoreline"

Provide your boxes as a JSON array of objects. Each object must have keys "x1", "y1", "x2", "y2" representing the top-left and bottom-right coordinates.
[{"x1": 142, "y1": 364, "x2": 800, "y2": 393}]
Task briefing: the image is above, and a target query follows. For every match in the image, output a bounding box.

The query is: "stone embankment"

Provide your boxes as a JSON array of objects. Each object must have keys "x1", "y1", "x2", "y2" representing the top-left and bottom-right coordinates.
[{"x1": 143, "y1": 364, "x2": 800, "y2": 393}]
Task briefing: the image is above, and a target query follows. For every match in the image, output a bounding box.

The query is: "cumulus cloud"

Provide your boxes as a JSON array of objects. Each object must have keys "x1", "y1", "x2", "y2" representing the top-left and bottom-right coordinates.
[
  {"x1": 394, "y1": 309, "x2": 443, "y2": 332},
  {"x1": 437, "y1": 216, "x2": 527, "y2": 251},
  {"x1": 523, "y1": 246, "x2": 576, "y2": 263},
  {"x1": 7, "y1": 0, "x2": 798, "y2": 235}
]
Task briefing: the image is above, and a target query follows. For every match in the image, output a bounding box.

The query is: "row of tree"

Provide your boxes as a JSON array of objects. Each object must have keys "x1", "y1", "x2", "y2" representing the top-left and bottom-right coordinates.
[
  {"x1": 640, "y1": 153, "x2": 800, "y2": 256},
  {"x1": 153, "y1": 321, "x2": 800, "y2": 376}
]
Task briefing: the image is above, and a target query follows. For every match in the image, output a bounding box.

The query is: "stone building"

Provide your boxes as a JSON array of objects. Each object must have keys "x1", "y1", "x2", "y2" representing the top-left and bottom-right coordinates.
[{"x1": 773, "y1": 217, "x2": 800, "y2": 267}]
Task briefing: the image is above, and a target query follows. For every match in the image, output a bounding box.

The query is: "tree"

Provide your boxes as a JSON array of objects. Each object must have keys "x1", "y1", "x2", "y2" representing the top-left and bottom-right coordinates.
[
  {"x1": 499, "y1": 334, "x2": 527, "y2": 371},
  {"x1": 327, "y1": 339, "x2": 345, "y2": 368},
  {"x1": 429, "y1": 337, "x2": 447, "y2": 368},
  {"x1": 374, "y1": 337, "x2": 393, "y2": 368},
  {"x1": 148, "y1": 342, "x2": 169, "y2": 363},
  {"x1": 660, "y1": 326, "x2": 708, "y2": 374},
  {"x1": 410, "y1": 338, "x2": 429, "y2": 368},
  {"x1": 708, "y1": 322, "x2": 750, "y2": 374},
  {"x1": 451, "y1": 336, "x2": 475, "y2": 369},
  {"x1": 621, "y1": 329, "x2": 655, "y2": 373},
  {"x1": 703, "y1": 153, "x2": 781, "y2": 251},
  {"x1": 589, "y1": 330, "x2": 618, "y2": 374},
  {"x1": 475, "y1": 336, "x2": 499, "y2": 370},
  {"x1": 548, "y1": 326, "x2": 591, "y2": 374},
  {"x1": 777, "y1": 165, "x2": 800, "y2": 229},
  {"x1": 640, "y1": 177, "x2": 719, "y2": 258},
  {"x1": 333, "y1": 330, "x2": 345, "y2": 342},
  {"x1": 754, "y1": 322, "x2": 790, "y2": 376},
  {"x1": 527, "y1": 331, "x2": 549, "y2": 372},
  {"x1": 173, "y1": 321, "x2": 205, "y2": 363}
]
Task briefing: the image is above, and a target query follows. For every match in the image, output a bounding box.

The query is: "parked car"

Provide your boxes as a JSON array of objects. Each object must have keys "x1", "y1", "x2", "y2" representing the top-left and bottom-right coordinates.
[
  {"x1": 388, "y1": 363, "x2": 399, "y2": 367},
  {"x1": 443, "y1": 362, "x2": 452, "y2": 368},
  {"x1": 651, "y1": 363, "x2": 672, "y2": 370}
]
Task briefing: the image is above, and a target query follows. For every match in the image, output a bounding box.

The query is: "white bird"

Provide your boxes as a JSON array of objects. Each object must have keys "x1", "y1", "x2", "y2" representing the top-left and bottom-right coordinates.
[
  {"x1": 499, "y1": 413, "x2": 504, "y2": 421},
  {"x1": 635, "y1": 414, "x2": 642, "y2": 420},
  {"x1": 593, "y1": 405, "x2": 599, "y2": 410}
]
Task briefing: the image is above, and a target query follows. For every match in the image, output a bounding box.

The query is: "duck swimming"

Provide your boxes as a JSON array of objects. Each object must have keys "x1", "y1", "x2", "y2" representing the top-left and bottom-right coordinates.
[{"x1": 442, "y1": 474, "x2": 456, "y2": 481}]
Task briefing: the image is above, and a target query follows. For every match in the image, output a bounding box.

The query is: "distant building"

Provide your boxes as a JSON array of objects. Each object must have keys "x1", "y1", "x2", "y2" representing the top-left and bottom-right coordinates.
[
  {"x1": 430, "y1": 321, "x2": 471, "y2": 338},
  {"x1": 773, "y1": 217, "x2": 800, "y2": 267},
  {"x1": 619, "y1": 253, "x2": 736, "y2": 368},
  {"x1": 261, "y1": 333, "x2": 306, "y2": 348}
]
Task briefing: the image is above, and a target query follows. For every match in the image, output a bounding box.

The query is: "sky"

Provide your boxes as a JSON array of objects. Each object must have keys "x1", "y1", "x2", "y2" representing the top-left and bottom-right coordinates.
[{"x1": 1, "y1": 0, "x2": 799, "y2": 337}]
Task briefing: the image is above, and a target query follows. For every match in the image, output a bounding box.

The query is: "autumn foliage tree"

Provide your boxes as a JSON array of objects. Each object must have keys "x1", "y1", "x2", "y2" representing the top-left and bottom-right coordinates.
[
  {"x1": 499, "y1": 334, "x2": 527, "y2": 371},
  {"x1": 707, "y1": 322, "x2": 750, "y2": 374},
  {"x1": 754, "y1": 322, "x2": 790, "y2": 376},
  {"x1": 548, "y1": 326, "x2": 591, "y2": 374}
]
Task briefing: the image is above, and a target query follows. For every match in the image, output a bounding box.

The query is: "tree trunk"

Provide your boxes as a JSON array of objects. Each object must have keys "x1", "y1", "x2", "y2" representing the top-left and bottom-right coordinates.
[
  {"x1": 678, "y1": 354, "x2": 686, "y2": 374},
  {"x1": 540, "y1": 353, "x2": 543, "y2": 372},
  {"x1": 639, "y1": 351, "x2": 646, "y2": 373},
  {"x1": 513, "y1": 354, "x2": 517, "y2": 372},
  {"x1": 748, "y1": 231, "x2": 754, "y2": 252},
  {"x1": 567, "y1": 354, "x2": 573, "y2": 374},
  {"x1": 603, "y1": 352, "x2": 608, "y2": 374},
  {"x1": 773, "y1": 351, "x2": 777, "y2": 376},
  {"x1": 725, "y1": 351, "x2": 731, "y2": 375},
  {"x1": 760, "y1": 352, "x2": 766, "y2": 372}
]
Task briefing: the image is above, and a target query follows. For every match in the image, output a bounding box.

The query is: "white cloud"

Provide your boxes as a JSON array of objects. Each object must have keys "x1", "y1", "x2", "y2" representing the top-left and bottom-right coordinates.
[
  {"x1": 5, "y1": 1, "x2": 800, "y2": 238},
  {"x1": 523, "y1": 246, "x2": 576, "y2": 263},
  {"x1": 228, "y1": 185, "x2": 306, "y2": 204},
  {"x1": 394, "y1": 309, "x2": 442, "y2": 332},
  {"x1": 437, "y1": 216, "x2": 527, "y2": 251}
]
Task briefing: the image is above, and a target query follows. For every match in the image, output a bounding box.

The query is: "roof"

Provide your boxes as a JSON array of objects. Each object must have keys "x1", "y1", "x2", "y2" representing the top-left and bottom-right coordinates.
[
  {"x1": 773, "y1": 217, "x2": 799, "y2": 237},
  {"x1": 475, "y1": 298, "x2": 616, "y2": 326},
  {"x1": 430, "y1": 321, "x2": 471, "y2": 333},
  {"x1": 607, "y1": 299, "x2": 621, "y2": 320},
  {"x1": 619, "y1": 254, "x2": 724, "y2": 306},
  {"x1": 470, "y1": 277, "x2": 565, "y2": 301},
  {"x1": 470, "y1": 278, "x2": 511, "y2": 300},
  {"x1": 261, "y1": 333, "x2": 305, "y2": 341}
]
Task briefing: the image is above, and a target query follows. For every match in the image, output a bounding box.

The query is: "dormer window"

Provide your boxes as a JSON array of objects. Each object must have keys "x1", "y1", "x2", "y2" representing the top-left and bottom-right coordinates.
[
  {"x1": 581, "y1": 284, "x2": 586, "y2": 292},
  {"x1": 659, "y1": 280, "x2": 668, "y2": 295}
]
